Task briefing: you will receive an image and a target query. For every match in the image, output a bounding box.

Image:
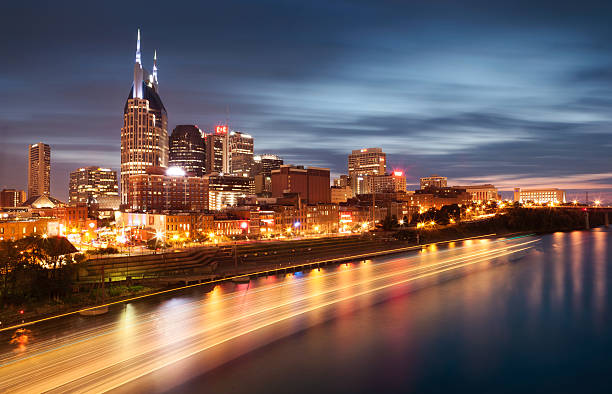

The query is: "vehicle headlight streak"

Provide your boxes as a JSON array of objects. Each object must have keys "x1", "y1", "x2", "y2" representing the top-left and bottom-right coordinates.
[{"x1": 0, "y1": 238, "x2": 538, "y2": 393}]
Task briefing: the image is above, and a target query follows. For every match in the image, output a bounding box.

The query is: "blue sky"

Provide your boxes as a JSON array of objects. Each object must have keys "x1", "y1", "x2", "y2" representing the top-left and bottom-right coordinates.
[{"x1": 1, "y1": 0, "x2": 612, "y2": 201}]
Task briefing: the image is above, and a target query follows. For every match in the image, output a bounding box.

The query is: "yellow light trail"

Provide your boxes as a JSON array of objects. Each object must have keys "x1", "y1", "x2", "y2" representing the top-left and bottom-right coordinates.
[
  {"x1": 0, "y1": 232, "x2": 503, "y2": 334},
  {"x1": 0, "y1": 237, "x2": 536, "y2": 393}
]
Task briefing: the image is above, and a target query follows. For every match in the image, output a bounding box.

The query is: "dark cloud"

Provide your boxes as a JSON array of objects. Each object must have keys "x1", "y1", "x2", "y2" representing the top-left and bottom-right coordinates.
[{"x1": 1, "y1": 0, "x2": 612, "y2": 201}]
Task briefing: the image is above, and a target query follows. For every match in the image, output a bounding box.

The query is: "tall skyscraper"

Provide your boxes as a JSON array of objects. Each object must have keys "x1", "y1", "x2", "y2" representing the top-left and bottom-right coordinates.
[
  {"x1": 69, "y1": 167, "x2": 119, "y2": 204},
  {"x1": 120, "y1": 30, "x2": 168, "y2": 203},
  {"x1": 348, "y1": 148, "x2": 386, "y2": 195},
  {"x1": 28, "y1": 142, "x2": 51, "y2": 198},
  {"x1": 229, "y1": 131, "x2": 254, "y2": 176},
  {"x1": 168, "y1": 125, "x2": 206, "y2": 177},
  {"x1": 205, "y1": 125, "x2": 230, "y2": 174}
]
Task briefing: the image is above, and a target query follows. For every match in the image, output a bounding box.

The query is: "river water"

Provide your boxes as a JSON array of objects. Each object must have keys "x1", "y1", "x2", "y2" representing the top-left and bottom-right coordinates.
[
  {"x1": 1, "y1": 229, "x2": 610, "y2": 393},
  {"x1": 166, "y1": 228, "x2": 611, "y2": 393}
]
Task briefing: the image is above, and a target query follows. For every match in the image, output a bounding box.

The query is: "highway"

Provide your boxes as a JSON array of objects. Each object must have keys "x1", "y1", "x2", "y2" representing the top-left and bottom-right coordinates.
[{"x1": 0, "y1": 235, "x2": 538, "y2": 393}]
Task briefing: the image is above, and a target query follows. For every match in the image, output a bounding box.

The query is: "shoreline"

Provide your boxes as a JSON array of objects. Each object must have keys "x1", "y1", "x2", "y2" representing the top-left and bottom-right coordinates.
[{"x1": 1, "y1": 219, "x2": 608, "y2": 331}]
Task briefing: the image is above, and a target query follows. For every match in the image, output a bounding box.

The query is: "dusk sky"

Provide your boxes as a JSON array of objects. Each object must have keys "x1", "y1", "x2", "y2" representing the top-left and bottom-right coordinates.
[{"x1": 1, "y1": 0, "x2": 612, "y2": 201}]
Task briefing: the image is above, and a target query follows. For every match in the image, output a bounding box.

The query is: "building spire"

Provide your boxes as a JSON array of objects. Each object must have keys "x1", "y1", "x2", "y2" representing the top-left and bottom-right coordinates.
[
  {"x1": 135, "y1": 28, "x2": 141, "y2": 64},
  {"x1": 133, "y1": 29, "x2": 144, "y2": 98},
  {"x1": 153, "y1": 49, "x2": 158, "y2": 85}
]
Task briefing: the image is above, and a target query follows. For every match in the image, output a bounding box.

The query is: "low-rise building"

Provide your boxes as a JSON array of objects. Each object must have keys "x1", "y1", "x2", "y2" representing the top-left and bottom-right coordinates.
[
  {"x1": 452, "y1": 184, "x2": 499, "y2": 202},
  {"x1": 0, "y1": 218, "x2": 58, "y2": 240},
  {"x1": 420, "y1": 175, "x2": 447, "y2": 190},
  {"x1": 331, "y1": 186, "x2": 353, "y2": 204},
  {"x1": 205, "y1": 173, "x2": 254, "y2": 211},
  {"x1": 513, "y1": 188, "x2": 566, "y2": 204}
]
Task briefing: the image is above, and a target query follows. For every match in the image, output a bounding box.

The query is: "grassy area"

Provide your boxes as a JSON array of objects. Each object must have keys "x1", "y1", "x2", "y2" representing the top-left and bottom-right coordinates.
[{"x1": 0, "y1": 285, "x2": 153, "y2": 329}]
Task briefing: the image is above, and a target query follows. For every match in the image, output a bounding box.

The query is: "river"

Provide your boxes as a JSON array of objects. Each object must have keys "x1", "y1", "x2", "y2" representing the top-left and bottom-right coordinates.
[{"x1": 0, "y1": 229, "x2": 610, "y2": 393}]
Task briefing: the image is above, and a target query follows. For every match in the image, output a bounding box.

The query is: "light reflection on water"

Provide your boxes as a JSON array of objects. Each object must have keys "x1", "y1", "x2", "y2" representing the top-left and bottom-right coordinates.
[
  {"x1": 169, "y1": 229, "x2": 612, "y2": 394},
  {"x1": 1, "y1": 229, "x2": 611, "y2": 393}
]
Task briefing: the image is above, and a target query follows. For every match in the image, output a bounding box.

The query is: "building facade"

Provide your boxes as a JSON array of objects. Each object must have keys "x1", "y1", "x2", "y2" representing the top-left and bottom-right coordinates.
[
  {"x1": 251, "y1": 154, "x2": 283, "y2": 194},
  {"x1": 205, "y1": 126, "x2": 230, "y2": 174},
  {"x1": 513, "y1": 188, "x2": 566, "y2": 204},
  {"x1": 0, "y1": 189, "x2": 26, "y2": 208},
  {"x1": 453, "y1": 184, "x2": 499, "y2": 202},
  {"x1": 331, "y1": 186, "x2": 353, "y2": 204},
  {"x1": 204, "y1": 173, "x2": 254, "y2": 211},
  {"x1": 420, "y1": 175, "x2": 447, "y2": 190},
  {"x1": 348, "y1": 148, "x2": 386, "y2": 195},
  {"x1": 69, "y1": 167, "x2": 118, "y2": 205},
  {"x1": 168, "y1": 125, "x2": 206, "y2": 177},
  {"x1": 271, "y1": 165, "x2": 331, "y2": 204},
  {"x1": 127, "y1": 167, "x2": 207, "y2": 212},
  {"x1": 365, "y1": 171, "x2": 407, "y2": 194},
  {"x1": 28, "y1": 142, "x2": 51, "y2": 198},
  {"x1": 229, "y1": 131, "x2": 254, "y2": 176},
  {"x1": 121, "y1": 30, "x2": 168, "y2": 203}
]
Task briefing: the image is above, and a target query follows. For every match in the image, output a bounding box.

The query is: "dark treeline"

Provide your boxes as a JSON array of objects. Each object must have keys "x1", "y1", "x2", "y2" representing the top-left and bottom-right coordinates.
[
  {"x1": 394, "y1": 208, "x2": 607, "y2": 243},
  {"x1": 0, "y1": 236, "x2": 80, "y2": 308}
]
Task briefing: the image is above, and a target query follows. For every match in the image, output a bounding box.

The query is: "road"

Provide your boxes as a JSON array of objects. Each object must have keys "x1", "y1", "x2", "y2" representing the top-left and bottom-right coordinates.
[{"x1": 0, "y1": 235, "x2": 538, "y2": 393}]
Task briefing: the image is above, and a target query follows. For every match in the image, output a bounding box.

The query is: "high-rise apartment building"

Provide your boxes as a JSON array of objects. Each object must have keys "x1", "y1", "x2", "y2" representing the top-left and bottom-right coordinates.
[
  {"x1": 28, "y1": 142, "x2": 51, "y2": 198},
  {"x1": 69, "y1": 167, "x2": 118, "y2": 205},
  {"x1": 229, "y1": 131, "x2": 254, "y2": 176},
  {"x1": 0, "y1": 189, "x2": 26, "y2": 207},
  {"x1": 120, "y1": 30, "x2": 168, "y2": 203},
  {"x1": 348, "y1": 148, "x2": 386, "y2": 195},
  {"x1": 205, "y1": 125, "x2": 230, "y2": 174},
  {"x1": 420, "y1": 175, "x2": 447, "y2": 189},
  {"x1": 168, "y1": 125, "x2": 206, "y2": 177}
]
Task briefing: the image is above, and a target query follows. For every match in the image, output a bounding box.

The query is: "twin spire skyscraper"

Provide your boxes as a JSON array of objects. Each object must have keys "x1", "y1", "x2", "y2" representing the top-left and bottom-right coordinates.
[
  {"x1": 120, "y1": 29, "x2": 168, "y2": 204},
  {"x1": 132, "y1": 29, "x2": 159, "y2": 99}
]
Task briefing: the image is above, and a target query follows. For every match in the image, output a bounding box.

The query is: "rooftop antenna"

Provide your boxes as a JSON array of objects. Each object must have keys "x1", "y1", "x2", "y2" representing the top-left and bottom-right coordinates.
[{"x1": 225, "y1": 104, "x2": 230, "y2": 129}]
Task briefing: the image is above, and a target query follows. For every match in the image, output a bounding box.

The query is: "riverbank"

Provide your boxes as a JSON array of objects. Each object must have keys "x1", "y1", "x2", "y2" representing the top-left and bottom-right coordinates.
[{"x1": 1, "y1": 208, "x2": 607, "y2": 330}]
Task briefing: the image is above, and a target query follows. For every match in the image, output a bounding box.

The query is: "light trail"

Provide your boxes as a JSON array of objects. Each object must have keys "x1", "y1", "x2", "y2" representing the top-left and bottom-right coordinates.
[
  {"x1": 0, "y1": 232, "x2": 503, "y2": 334},
  {"x1": 0, "y1": 236, "x2": 537, "y2": 393}
]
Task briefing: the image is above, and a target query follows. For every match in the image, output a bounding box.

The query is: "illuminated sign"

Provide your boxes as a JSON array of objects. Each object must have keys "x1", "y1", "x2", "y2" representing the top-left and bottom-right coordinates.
[
  {"x1": 240, "y1": 221, "x2": 249, "y2": 229},
  {"x1": 393, "y1": 171, "x2": 403, "y2": 177},
  {"x1": 360, "y1": 148, "x2": 367, "y2": 152},
  {"x1": 215, "y1": 125, "x2": 228, "y2": 134}
]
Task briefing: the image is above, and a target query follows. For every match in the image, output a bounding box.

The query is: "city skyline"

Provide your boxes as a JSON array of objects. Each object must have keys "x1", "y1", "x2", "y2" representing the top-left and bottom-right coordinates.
[{"x1": 2, "y1": 1, "x2": 612, "y2": 202}]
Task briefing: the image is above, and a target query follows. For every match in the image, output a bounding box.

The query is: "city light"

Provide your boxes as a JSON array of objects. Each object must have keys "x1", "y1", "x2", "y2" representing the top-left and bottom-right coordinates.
[
  {"x1": 594, "y1": 200, "x2": 601, "y2": 206},
  {"x1": 166, "y1": 166, "x2": 186, "y2": 177}
]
